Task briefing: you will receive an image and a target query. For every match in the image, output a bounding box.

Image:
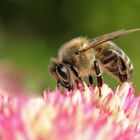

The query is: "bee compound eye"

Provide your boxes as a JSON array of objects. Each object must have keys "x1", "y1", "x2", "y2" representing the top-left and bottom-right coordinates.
[{"x1": 56, "y1": 64, "x2": 69, "y2": 81}]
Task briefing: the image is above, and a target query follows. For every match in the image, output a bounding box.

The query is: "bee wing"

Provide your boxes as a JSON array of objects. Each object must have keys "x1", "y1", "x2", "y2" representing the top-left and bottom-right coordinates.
[{"x1": 79, "y1": 28, "x2": 140, "y2": 52}]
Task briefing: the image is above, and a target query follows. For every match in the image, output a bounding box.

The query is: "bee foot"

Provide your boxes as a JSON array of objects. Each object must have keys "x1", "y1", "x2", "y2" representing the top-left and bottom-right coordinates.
[{"x1": 99, "y1": 88, "x2": 102, "y2": 97}]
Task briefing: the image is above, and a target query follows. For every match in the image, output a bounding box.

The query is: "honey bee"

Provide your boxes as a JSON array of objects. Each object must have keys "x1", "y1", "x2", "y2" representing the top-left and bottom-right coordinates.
[{"x1": 49, "y1": 28, "x2": 140, "y2": 96}]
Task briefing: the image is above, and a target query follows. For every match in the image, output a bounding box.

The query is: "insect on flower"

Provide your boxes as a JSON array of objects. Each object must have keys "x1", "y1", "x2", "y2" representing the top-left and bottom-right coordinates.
[{"x1": 49, "y1": 28, "x2": 140, "y2": 96}]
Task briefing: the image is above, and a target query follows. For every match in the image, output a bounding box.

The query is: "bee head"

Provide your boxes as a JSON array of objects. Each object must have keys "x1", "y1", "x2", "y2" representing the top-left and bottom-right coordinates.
[{"x1": 49, "y1": 58, "x2": 71, "y2": 90}]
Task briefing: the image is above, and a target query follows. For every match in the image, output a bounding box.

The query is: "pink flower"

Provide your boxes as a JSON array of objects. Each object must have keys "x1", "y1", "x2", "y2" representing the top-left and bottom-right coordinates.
[{"x1": 0, "y1": 82, "x2": 140, "y2": 140}]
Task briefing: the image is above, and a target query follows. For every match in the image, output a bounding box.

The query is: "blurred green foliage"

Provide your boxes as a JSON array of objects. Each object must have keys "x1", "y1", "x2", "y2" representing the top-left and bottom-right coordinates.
[{"x1": 0, "y1": 0, "x2": 140, "y2": 94}]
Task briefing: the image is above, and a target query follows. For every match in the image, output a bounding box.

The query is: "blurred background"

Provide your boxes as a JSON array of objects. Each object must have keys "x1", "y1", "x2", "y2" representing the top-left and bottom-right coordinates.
[{"x1": 0, "y1": 0, "x2": 140, "y2": 94}]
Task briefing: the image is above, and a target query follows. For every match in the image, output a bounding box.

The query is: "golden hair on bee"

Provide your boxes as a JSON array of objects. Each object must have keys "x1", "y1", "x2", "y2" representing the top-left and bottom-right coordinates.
[{"x1": 49, "y1": 28, "x2": 140, "y2": 96}]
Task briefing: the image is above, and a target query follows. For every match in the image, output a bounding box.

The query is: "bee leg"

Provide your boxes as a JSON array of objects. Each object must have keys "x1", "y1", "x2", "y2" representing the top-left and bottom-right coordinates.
[
  {"x1": 70, "y1": 65, "x2": 79, "y2": 77},
  {"x1": 62, "y1": 81, "x2": 72, "y2": 91},
  {"x1": 94, "y1": 60, "x2": 103, "y2": 97},
  {"x1": 57, "y1": 81, "x2": 60, "y2": 88},
  {"x1": 117, "y1": 57, "x2": 127, "y2": 82},
  {"x1": 75, "y1": 79, "x2": 80, "y2": 89},
  {"x1": 88, "y1": 75, "x2": 93, "y2": 86},
  {"x1": 70, "y1": 65, "x2": 84, "y2": 89}
]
